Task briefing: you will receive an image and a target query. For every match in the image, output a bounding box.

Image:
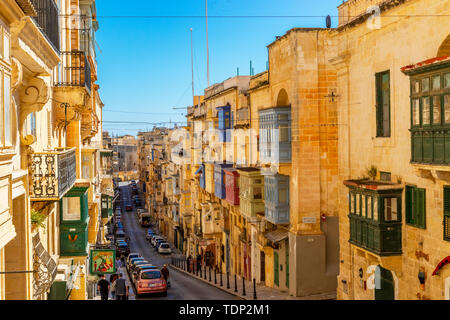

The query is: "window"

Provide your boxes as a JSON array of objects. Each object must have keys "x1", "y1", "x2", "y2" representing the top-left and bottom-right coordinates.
[
  {"x1": 279, "y1": 188, "x2": 287, "y2": 204},
  {"x1": 384, "y1": 198, "x2": 398, "y2": 221},
  {"x1": 376, "y1": 71, "x2": 390, "y2": 137},
  {"x1": 405, "y1": 186, "x2": 426, "y2": 229},
  {"x1": 433, "y1": 96, "x2": 441, "y2": 124},
  {"x1": 63, "y1": 197, "x2": 81, "y2": 221}
]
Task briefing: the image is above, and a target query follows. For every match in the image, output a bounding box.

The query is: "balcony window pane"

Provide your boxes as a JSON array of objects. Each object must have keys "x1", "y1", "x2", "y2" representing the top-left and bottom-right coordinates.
[
  {"x1": 279, "y1": 125, "x2": 289, "y2": 142},
  {"x1": 422, "y1": 78, "x2": 430, "y2": 93},
  {"x1": 254, "y1": 187, "x2": 262, "y2": 200},
  {"x1": 445, "y1": 73, "x2": 450, "y2": 88},
  {"x1": 278, "y1": 114, "x2": 288, "y2": 121},
  {"x1": 367, "y1": 196, "x2": 372, "y2": 219},
  {"x1": 362, "y1": 195, "x2": 366, "y2": 217},
  {"x1": 412, "y1": 99, "x2": 420, "y2": 126},
  {"x1": 432, "y1": 75, "x2": 441, "y2": 91},
  {"x1": 350, "y1": 193, "x2": 355, "y2": 214},
  {"x1": 279, "y1": 188, "x2": 287, "y2": 204},
  {"x1": 384, "y1": 198, "x2": 398, "y2": 222},
  {"x1": 422, "y1": 97, "x2": 430, "y2": 125},
  {"x1": 373, "y1": 197, "x2": 378, "y2": 221},
  {"x1": 63, "y1": 197, "x2": 81, "y2": 221},
  {"x1": 412, "y1": 80, "x2": 420, "y2": 94},
  {"x1": 433, "y1": 96, "x2": 442, "y2": 125},
  {"x1": 356, "y1": 194, "x2": 360, "y2": 215},
  {"x1": 445, "y1": 95, "x2": 450, "y2": 124}
]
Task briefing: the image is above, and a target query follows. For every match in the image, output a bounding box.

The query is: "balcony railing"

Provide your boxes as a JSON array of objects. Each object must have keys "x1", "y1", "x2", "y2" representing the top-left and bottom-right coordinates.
[
  {"x1": 30, "y1": 148, "x2": 77, "y2": 200},
  {"x1": 30, "y1": 0, "x2": 60, "y2": 52},
  {"x1": 236, "y1": 108, "x2": 249, "y2": 127},
  {"x1": 55, "y1": 51, "x2": 91, "y2": 93}
]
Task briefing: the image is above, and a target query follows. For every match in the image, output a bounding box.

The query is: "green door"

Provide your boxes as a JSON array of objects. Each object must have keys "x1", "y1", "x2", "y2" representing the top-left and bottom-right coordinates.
[
  {"x1": 375, "y1": 265, "x2": 395, "y2": 300},
  {"x1": 274, "y1": 252, "x2": 279, "y2": 287},
  {"x1": 285, "y1": 241, "x2": 289, "y2": 288}
]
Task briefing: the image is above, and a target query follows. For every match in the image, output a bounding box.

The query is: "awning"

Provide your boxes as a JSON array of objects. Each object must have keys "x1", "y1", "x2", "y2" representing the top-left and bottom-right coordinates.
[
  {"x1": 264, "y1": 229, "x2": 289, "y2": 243},
  {"x1": 195, "y1": 167, "x2": 203, "y2": 175}
]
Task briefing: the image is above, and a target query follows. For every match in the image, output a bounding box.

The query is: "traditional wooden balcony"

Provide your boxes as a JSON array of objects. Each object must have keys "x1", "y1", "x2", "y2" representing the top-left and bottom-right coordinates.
[
  {"x1": 214, "y1": 163, "x2": 233, "y2": 199},
  {"x1": 264, "y1": 174, "x2": 290, "y2": 225},
  {"x1": 344, "y1": 179, "x2": 403, "y2": 256},
  {"x1": 238, "y1": 167, "x2": 265, "y2": 220},
  {"x1": 224, "y1": 168, "x2": 240, "y2": 206},
  {"x1": 30, "y1": 148, "x2": 77, "y2": 201}
]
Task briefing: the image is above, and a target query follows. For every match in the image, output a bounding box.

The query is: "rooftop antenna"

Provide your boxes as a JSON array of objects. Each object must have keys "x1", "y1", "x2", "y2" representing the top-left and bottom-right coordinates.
[{"x1": 190, "y1": 28, "x2": 195, "y2": 103}]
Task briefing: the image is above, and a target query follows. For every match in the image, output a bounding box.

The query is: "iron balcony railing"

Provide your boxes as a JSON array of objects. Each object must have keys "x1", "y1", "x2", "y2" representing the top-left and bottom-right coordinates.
[
  {"x1": 30, "y1": 148, "x2": 77, "y2": 200},
  {"x1": 55, "y1": 51, "x2": 91, "y2": 93},
  {"x1": 30, "y1": 0, "x2": 60, "y2": 52}
]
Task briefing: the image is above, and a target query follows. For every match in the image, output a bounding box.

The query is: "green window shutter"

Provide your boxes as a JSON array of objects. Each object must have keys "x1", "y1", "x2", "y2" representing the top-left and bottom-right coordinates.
[
  {"x1": 405, "y1": 186, "x2": 412, "y2": 224},
  {"x1": 375, "y1": 71, "x2": 391, "y2": 137},
  {"x1": 376, "y1": 74, "x2": 383, "y2": 137},
  {"x1": 444, "y1": 187, "x2": 450, "y2": 241},
  {"x1": 417, "y1": 188, "x2": 426, "y2": 229}
]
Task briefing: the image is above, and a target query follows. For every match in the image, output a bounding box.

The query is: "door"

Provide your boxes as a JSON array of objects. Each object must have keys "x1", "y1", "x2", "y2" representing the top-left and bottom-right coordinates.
[
  {"x1": 260, "y1": 251, "x2": 265, "y2": 282},
  {"x1": 243, "y1": 244, "x2": 248, "y2": 278},
  {"x1": 226, "y1": 236, "x2": 230, "y2": 273},
  {"x1": 285, "y1": 241, "x2": 289, "y2": 288},
  {"x1": 374, "y1": 265, "x2": 395, "y2": 300},
  {"x1": 274, "y1": 252, "x2": 279, "y2": 287}
]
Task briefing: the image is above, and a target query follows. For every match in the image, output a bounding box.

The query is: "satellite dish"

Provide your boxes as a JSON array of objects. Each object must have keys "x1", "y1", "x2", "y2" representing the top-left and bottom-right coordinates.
[{"x1": 326, "y1": 15, "x2": 331, "y2": 28}]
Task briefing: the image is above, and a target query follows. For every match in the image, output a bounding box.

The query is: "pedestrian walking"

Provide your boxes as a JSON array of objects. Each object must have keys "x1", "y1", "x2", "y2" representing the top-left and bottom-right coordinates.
[
  {"x1": 115, "y1": 257, "x2": 122, "y2": 270},
  {"x1": 161, "y1": 264, "x2": 170, "y2": 287},
  {"x1": 109, "y1": 273, "x2": 119, "y2": 299},
  {"x1": 187, "y1": 255, "x2": 192, "y2": 272},
  {"x1": 114, "y1": 273, "x2": 129, "y2": 300},
  {"x1": 97, "y1": 275, "x2": 110, "y2": 300}
]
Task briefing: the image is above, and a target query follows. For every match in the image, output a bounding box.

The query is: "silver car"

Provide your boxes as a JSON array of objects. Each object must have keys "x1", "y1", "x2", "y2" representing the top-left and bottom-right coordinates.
[{"x1": 157, "y1": 242, "x2": 172, "y2": 254}]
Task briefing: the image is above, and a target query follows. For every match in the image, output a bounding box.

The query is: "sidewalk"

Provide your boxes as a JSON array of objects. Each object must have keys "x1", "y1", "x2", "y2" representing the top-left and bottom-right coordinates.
[
  {"x1": 89, "y1": 266, "x2": 136, "y2": 300},
  {"x1": 170, "y1": 255, "x2": 336, "y2": 301}
]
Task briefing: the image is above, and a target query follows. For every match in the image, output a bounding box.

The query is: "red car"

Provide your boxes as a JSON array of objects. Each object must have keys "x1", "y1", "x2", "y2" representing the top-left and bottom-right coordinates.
[
  {"x1": 125, "y1": 205, "x2": 132, "y2": 211},
  {"x1": 135, "y1": 269, "x2": 167, "y2": 297}
]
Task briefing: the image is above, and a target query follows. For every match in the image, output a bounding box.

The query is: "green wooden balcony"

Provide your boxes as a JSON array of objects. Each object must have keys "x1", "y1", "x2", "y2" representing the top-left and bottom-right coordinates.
[{"x1": 344, "y1": 179, "x2": 403, "y2": 256}]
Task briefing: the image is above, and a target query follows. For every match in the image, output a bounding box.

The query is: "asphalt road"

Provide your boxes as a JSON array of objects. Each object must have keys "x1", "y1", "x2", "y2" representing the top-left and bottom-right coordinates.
[{"x1": 117, "y1": 182, "x2": 238, "y2": 300}]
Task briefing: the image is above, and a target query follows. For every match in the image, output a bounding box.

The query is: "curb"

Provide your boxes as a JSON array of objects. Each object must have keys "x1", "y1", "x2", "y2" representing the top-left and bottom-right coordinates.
[{"x1": 169, "y1": 265, "x2": 248, "y2": 300}]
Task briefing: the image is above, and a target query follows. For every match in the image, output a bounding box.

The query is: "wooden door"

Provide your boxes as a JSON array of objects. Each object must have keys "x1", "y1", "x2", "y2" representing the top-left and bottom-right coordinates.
[
  {"x1": 260, "y1": 251, "x2": 265, "y2": 282},
  {"x1": 274, "y1": 252, "x2": 279, "y2": 287}
]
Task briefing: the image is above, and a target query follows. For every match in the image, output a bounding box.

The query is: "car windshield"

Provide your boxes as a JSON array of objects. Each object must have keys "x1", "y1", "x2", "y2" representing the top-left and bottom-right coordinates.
[
  {"x1": 135, "y1": 261, "x2": 148, "y2": 266},
  {"x1": 141, "y1": 271, "x2": 161, "y2": 280},
  {"x1": 160, "y1": 244, "x2": 169, "y2": 248},
  {"x1": 131, "y1": 258, "x2": 144, "y2": 263},
  {"x1": 129, "y1": 255, "x2": 140, "y2": 260}
]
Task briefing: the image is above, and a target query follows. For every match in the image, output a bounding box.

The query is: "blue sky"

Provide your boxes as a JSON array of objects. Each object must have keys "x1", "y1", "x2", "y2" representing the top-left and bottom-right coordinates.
[{"x1": 96, "y1": 0, "x2": 340, "y2": 136}]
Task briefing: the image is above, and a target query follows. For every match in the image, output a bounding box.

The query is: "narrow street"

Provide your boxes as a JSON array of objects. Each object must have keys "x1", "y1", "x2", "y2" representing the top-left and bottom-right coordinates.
[{"x1": 118, "y1": 183, "x2": 238, "y2": 300}]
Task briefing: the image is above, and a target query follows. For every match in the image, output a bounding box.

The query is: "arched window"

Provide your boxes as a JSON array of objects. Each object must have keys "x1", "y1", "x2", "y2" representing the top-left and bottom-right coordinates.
[{"x1": 276, "y1": 89, "x2": 289, "y2": 107}]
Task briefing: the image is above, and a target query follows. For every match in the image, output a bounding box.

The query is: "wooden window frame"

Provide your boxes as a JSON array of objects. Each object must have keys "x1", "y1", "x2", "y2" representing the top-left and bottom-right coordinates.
[
  {"x1": 405, "y1": 185, "x2": 426, "y2": 229},
  {"x1": 376, "y1": 70, "x2": 391, "y2": 137}
]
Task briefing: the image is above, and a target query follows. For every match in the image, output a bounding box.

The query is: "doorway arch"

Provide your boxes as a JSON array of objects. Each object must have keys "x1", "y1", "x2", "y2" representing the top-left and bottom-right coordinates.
[{"x1": 437, "y1": 34, "x2": 450, "y2": 57}]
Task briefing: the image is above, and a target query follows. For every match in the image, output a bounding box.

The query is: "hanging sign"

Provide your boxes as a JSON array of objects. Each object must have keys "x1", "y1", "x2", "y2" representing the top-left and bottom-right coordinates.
[{"x1": 90, "y1": 249, "x2": 116, "y2": 275}]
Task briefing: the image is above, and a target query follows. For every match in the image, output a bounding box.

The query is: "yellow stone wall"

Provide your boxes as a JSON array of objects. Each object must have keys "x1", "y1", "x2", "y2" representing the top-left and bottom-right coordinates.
[{"x1": 334, "y1": 0, "x2": 450, "y2": 300}]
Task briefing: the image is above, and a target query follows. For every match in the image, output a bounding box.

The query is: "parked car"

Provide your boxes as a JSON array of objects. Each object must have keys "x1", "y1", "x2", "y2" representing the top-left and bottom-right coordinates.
[
  {"x1": 146, "y1": 230, "x2": 154, "y2": 241},
  {"x1": 154, "y1": 239, "x2": 167, "y2": 250},
  {"x1": 157, "y1": 242, "x2": 172, "y2": 254},
  {"x1": 135, "y1": 269, "x2": 167, "y2": 297},
  {"x1": 130, "y1": 260, "x2": 150, "y2": 273},
  {"x1": 116, "y1": 242, "x2": 130, "y2": 257},
  {"x1": 115, "y1": 231, "x2": 129, "y2": 242},
  {"x1": 151, "y1": 236, "x2": 164, "y2": 247},
  {"x1": 127, "y1": 257, "x2": 145, "y2": 270},
  {"x1": 133, "y1": 264, "x2": 157, "y2": 281},
  {"x1": 127, "y1": 253, "x2": 142, "y2": 265}
]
